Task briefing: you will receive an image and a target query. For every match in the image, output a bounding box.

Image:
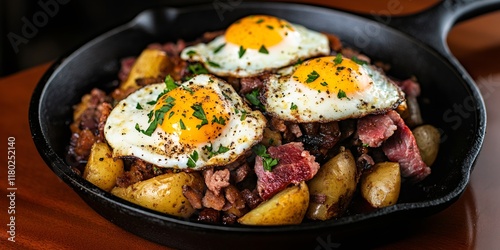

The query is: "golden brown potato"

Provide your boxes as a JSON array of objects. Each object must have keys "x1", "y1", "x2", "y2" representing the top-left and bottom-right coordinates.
[
  {"x1": 306, "y1": 149, "x2": 357, "y2": 220},
  {"x1": 238, "y1": 182, "x2": 309, "y2": 225},
  {"x1": 412, "y1": 124, "x2": 440, "y2": 166},
  {"x1": 83, "y1": 142, "x2": 124, "y2": 191},
  {"x1": 72, "y1": 93, "x2": 91, "y2": 122},
  {"x1": 111, "y1": 172, "x2": 203, "y2": 218},
  {"x1": 119, "y1": 48, "x2": 173, "y2": 91},
  {"x1": 361, "y1": 162, "x2": 401, "y2": 208}
]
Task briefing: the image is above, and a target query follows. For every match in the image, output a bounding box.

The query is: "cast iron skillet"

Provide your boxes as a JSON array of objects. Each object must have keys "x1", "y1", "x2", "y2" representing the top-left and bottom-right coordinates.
[{"x1": 30, "y1": 0, "x2": 497, "y2": 249}]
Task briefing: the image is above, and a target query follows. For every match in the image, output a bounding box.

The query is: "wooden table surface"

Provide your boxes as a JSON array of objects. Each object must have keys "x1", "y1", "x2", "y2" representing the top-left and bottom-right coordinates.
[{"x1": 1, "y1": 0, "x2": 500, "y2": 249}]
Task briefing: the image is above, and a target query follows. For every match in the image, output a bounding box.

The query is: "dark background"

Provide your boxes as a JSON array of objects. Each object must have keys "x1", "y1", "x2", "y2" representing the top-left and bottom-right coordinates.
[{"x1": 0, "y1": 0, "x2": 219, "y2": 76}]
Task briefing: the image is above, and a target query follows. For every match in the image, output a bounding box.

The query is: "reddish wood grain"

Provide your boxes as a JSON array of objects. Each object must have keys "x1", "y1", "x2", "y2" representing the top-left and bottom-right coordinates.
[{"x1": 1, "y1": 1, "x2": 499, "y2": 249}]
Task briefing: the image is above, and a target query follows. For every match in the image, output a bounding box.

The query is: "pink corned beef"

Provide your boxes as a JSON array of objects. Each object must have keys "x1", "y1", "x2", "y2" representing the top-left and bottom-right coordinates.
[{"x1": 255, "y1": 142, "x2": 319, "y2": 200}]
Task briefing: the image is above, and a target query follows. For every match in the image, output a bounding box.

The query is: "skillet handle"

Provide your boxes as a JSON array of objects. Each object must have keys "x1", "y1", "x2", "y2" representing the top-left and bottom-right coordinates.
[{"x1": 389, "y1": 0, "x2": 500, "y2": 58}]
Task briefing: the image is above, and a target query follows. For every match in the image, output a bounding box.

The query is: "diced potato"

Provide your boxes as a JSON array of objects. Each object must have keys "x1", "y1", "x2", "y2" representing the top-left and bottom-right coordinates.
[
  {"x1": 111, "y1": 172, "x2": 203, "y2": 218},
  {"x1": 119, "y1": 48, "x2": 173, "y2": 91},
  {"x1": 360, "y1": 162, "x2": 401, "y2": 208},
  {"x1": 306, "y1": 149, "x2": 357, "y2": 220},
  {"x1": 238, "y1": 182, "x2": 309, "y2": 225},
  {"x1": 412, "y1": 124, "x2": 440, "y2": 166},
  {"x1": 83, "y1": 142, "x2": 124, "y2": 191}
]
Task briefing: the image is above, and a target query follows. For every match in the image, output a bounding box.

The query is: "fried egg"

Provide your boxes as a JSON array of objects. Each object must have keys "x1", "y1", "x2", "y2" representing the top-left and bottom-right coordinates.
[
  {"x1": 263, "y1": 55, "x2": 404, "y2": 122},
  {"x1": 104, "y1": 74, "x2": 267, "y2": 170},
  {"x1": 180, "y1": 15, "x2": 330, "y2": 78}
]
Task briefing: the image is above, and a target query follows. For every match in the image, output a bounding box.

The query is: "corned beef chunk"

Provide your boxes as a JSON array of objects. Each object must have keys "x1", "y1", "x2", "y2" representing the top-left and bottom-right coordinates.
[
  {"x1": 357, "y1": 110, "x2": 430, "y2": 181},
  {"x1": 357, "y1": 114, "x2": 397, "y2": 148},
  {"x1": 382, "y1": 111, "x2": 430, "y2": 182},
  {"x1": 255, "y1": 142, "x2": 319, "y2": 200}
]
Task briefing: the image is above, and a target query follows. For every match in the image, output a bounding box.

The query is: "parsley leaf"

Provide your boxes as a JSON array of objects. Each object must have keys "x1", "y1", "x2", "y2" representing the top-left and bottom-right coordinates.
[
  {"x1": 238, "y1": 46, "x2": 246, "y2": 58},
  {"x1": 213, "y1": 43, "x2": 226, "y2": 54},
  {"x1": 136, "y1": 97, "x2": 176, "y2": 136},
  {"x1": 305, "y1": 70, "x2": 320, "y2": 83},
  {"x1": 253, "y1": 144, "x2": 279, "y2": 171},
  {"x1": 320, "y1": 82, "x2": 328, "y2": 86},
  {"x1": 258, "y1": 45, "x2": 269, "y2": 54},
  {"x1": 154, "y1": 75, "x2": 178, "y2": 102},
  {"x1": 164, "y1": 75, "x2": 178, "y2": 92},
  {"x1": 337, "y1": 89, "x2": 347, "y2": 99},
  {"x1": 334, "y1": 53, "x2": 343, "y2": 65},
  {"x1": 188, "y1": 63, "x2": 209, "y2": 75},
  {"x1": 266, "y1": 25, "x2": 274, "y2": 30},
  {"x1": 239, "y1": 109, "x2": 247, "y2": 121},
  {"x1": 256, "y1": 19, "x2": 264, "y2": 24},
  {"x1": 187, "y1": 151, "x2": 198, "y2": 168},
  {"x1": 208, "y1": 60, "x2": 220, "y2": 68},
  {"x1": 179, "y1": 119, "x2": 186, "y2": 130},
  {"x1": 191, "y1": 104, "x2": 208, "y2": 129},
  {"x1": 136, "y1": 103, "x2": 143, "y2": 110},
  {"x1": 245, "y1": 89, "x2": 265, "y2": 110},
  {"x1": 204, "y1": 143, "x2": 230, "y2": 159},
  {"x1": 290, "y1": 102, "x2": 298, "y2": 110},
  {"x1": 212, "y1": 115, "x2": 226, "y2": 125},
  {"x1": 351, "y1": 56, "x2": 368, "y2": 65},
  {"x1": 182, "y1": 86, "x2": 194, "y2": 95},
  {"x1": 186, "y1": 50, "x2": 197, "y2": 56}
]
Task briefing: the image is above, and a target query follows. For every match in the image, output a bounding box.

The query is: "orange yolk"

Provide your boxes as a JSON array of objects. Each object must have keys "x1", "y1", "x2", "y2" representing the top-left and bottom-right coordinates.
[
  {"x1": 225, "y1": 15, "x2": 294, "y2": 49},
  {"x1": 154, "y1": 86, "x2": 230, "y2": 145},
  {"x1": 292, "y1": 56, "x2": 369, "y2": 96}
]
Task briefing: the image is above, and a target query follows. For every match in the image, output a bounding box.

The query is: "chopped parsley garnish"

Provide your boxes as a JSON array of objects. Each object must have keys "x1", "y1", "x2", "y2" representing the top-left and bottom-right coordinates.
[
  {"x1": 333, "y1": 53, "x2": 343, "y2": 65},
  {"x1": 294, "y1": 58, "x2": 303, "y2": 66},
  {"x1": 153, "y1": 75, "x2": 178, "y2": 102},
  {"x1": 239, "y1": 109, "x2": 247, "y2": 121},
  {"x1": 256, "y1": 19, "x2": 264, "y2": 24},
  {"x1": 245, "y1": 89, "x2": 265, "y2": 110},
  {"x1": 188, "y1": 63, "x2": 209, "y2": 75},
  {"x1": 290, "y1": 102, "x2": 298, "y2": 110},
  {"x1": 238, "y1": 46, "x2": 246, "y2": 58},
  {"x1": 337, "y1": 89, "x2": 347, "y2": 99},
  {"x1": 168, "y1": 111, "x2": 175, "y2": 119},
  {"x1": 186, "y1": 50, "x2": 197, "y2": 56},
  {"x1": 204, "y1": 143, "x2": 230, "y2": 159},
  {"x1": 320, "y1": 81, "x2": 328, "y2": 86},
  {"x1": 253, "y1": 144, "x2": 279, "y2": 171},
  {"x1": 135, "y1": 96, "x2": 176, "y2": 136},
  {"x1": 352, "y1": 56, "x2": 368, "y2": 65},
  {"x1": 213, "y1": 43, "x2": 226, "y2": 54},
  {"x1": 164, "y1": 75, "x2": 178, "y2": 92},
  {"x1": 136, "y1": 103, "x2": 143, "y2": 110},
  {"x1": 179, "y1": 119, "x2": 186, "y2": 130},
  {"x1": 258, "y1": 45, "x2": 269, "y2": 54},
  {"x1": 305, "y1": 70, "x2": 320, "y2": 83},
  {"x1": 212, "y1": 115, "x2": 226, "y2": 125},
  {"x1": 208, "y1": 60, "x2": 221, "y2": 68},
  {"x1": 187, "y1": 151, "x2": 198, "y2": 168},
  {"x1": 266, "y1": 25, "x2": 274, "y2": 30},
  {"x1": 191, "y1": 104, "x2": 208, "y2": 129},
  {"x1": 182, "y1": 86, "x2": 194, "y2": 95}
]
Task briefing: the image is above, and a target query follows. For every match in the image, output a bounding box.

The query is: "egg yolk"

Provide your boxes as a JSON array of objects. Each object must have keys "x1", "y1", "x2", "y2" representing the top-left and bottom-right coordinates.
[
  {"x1": 225, "y1": 15, "x2": 295, "y2": 50},
  {"x1": 154, "y1": 86, "x2": 230, "y2": 145},
  {"x1": 292, "y1": 56, "x2": 370, "y2": 96}
]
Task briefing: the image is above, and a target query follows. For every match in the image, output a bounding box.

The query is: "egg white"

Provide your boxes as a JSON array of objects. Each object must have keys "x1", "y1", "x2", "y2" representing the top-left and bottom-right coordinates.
[
  {"x1": 104, "y1": 74, "x2": 267, "y2": 170},
  {"x1": 263, "y1": 64, "x2": 405, "y2": 122},
  {"x1": 180, "y1": 24, "x2": 330, "y2": 78}
]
